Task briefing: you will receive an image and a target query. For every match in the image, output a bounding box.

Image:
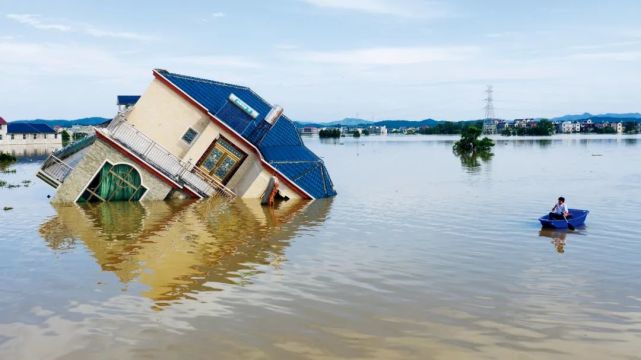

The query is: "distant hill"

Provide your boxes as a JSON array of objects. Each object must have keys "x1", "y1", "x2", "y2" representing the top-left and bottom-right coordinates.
[
  {"x1": 11, "y1": 117, "x2": 111, "y2": 128},
  {"x1": 298, "y1": 117, "x2": 373, "y2": 127},
  {"x1": 296, "y1": 117, "x2": 441, "y2": 129},
  {"x1": 551, "y1": 113, "x2": 641, "y2": 122},
  {"x1": 373, "y1": 119, "x2": 440, "y2": 128}
]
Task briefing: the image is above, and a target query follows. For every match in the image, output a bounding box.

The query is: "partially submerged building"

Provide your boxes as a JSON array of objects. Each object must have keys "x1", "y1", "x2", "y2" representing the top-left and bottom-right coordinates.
[
  {"x1": 0, "y1": 118, "x2": 62, "y2": 146},
  {"x1": 37, "y1": 69, "x2": 336, "y2": 202}
]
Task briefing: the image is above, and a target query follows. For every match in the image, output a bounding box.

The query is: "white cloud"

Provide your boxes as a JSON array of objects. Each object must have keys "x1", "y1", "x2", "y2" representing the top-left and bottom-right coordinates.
[
  {"x1": 301, "y1": 0, "x2": 450, "y2": 18},
  {"x1": 275, "y1": 43, "x2": 299, "y2": 50},
  {"x1": 297, "y1": 46, "x2": 478, "y2": 65},
  {"x1": 211, "y1": 12, "x2": 225, "y2": 18},
  {"x1": 6, "y1": 13, "x2": 153, "y2": 41},
  {"x1": 0, "y1": 39, "x2": 145, "y2": 78},
  {"x1": 6, "y1": 14, "x2": 71, "y2": 32},
  {"x1": 85, "y1": 27, "x2": 155, "y2": 41},
  {"x1": 569, "y1": 50, "x2": 641, "y2": 61},
  {"x1": 165, "y1": 55, "x2": 263, "y2": 69}
]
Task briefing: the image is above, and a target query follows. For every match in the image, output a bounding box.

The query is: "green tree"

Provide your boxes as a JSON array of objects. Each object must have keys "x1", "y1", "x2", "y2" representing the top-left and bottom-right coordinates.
[
  {"x1": 61, "y1": 130, "x2": 71, "y2": 146},
  {"x1": 453, "y1": 126, "x2": 495, "y2": 154},
  {"x1": 319, "y1": 128, "x2": 340, "y2": 138}
]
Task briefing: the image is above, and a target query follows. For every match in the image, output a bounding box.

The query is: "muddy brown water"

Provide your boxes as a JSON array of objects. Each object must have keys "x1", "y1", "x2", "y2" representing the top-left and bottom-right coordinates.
[{"x1": 1, "y1": 135, "x2": 641, "y2": 359}]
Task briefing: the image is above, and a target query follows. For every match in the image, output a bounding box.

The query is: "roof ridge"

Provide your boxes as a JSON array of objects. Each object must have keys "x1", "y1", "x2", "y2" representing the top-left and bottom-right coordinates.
[
  {"x1": 157, "y1": 69, "x2": 280, "y2": 115},
  {"x1": 158, "y1": 69, "x2": 251, "y2": 91}
]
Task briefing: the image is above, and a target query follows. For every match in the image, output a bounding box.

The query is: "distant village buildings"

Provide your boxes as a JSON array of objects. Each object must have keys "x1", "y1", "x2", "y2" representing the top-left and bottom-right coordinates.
[
  {"x1": 0, "y1": 117, "x2": 62, "y2": 146},
  {"x1": 298, "y1": 125, "x2": 387, "y2": 136}
]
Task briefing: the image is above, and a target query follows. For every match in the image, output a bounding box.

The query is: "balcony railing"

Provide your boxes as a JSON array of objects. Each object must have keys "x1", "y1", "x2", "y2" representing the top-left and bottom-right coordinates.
[
  {"x1": 106, "y1": 122, "x2": 235, "y2": 199},
  {"x1": 39, "y1": 155, "x2": 73, "y2": 184}
]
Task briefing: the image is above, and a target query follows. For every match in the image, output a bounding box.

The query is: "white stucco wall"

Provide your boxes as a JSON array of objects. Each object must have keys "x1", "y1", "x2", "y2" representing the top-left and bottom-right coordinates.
[{"x1": 0, "y1": 132, "x2": 62, "y2": 146}]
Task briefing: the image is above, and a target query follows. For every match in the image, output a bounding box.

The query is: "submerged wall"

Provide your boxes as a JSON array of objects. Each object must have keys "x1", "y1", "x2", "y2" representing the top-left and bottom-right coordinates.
[{"x1": 53, "y1": 138, "x2": 173, "y2": 203}]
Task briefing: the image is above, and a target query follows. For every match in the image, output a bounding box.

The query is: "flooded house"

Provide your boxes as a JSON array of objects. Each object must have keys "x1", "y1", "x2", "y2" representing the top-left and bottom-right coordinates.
[
  {"x1": 37, "y1": 69, "x2": 336, "y2": 203},
  {"x1": 0, "y1": 117, "x2": 62, "y2": 146}
]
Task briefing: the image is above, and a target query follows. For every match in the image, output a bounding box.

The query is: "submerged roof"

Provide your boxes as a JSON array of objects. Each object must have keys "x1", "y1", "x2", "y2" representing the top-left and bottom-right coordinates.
[
  {"x1": 117, "y1": 95, "x2": 141, "y2": 106},
  {"x1": 156, "y1": 70, "x2": 336, "y2": 199},
  {"x1": 8, "y1": 123, "x2": 56, "y2": 134}
]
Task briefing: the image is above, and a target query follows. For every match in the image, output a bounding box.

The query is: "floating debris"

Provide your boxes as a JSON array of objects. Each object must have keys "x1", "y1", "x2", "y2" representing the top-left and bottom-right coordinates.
[{"x1": 3, "y1": 207, "x2": 13, "y2": 211}]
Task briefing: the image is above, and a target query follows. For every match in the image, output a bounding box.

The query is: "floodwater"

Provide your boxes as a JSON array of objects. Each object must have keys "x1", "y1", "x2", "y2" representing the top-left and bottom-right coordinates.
[{"x1": 1, "y1": 135, "x2": 641, "y2": 359}]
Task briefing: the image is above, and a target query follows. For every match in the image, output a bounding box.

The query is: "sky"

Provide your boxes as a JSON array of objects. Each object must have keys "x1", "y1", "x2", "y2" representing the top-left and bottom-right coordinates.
[{"x1": 1, "y1": 0, "x2": 641, "y2": 122}]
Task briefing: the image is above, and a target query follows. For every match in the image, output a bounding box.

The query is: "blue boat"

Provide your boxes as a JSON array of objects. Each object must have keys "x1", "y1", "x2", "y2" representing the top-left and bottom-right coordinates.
[{"x1": 539, "y1": 209, "x2": 589, "y2": 229}]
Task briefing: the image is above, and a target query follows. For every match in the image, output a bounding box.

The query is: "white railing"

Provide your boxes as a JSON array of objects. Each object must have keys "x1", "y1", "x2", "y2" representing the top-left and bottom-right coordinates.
[
  {"x1": 107, "y1": 122, "x2": 235, "y2": 199},
  {"x1": 40, "y1": 155, "x2": 73, "y2": 183}
]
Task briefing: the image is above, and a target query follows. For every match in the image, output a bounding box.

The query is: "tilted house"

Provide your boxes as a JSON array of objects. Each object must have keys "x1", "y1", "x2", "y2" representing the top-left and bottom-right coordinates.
[{"x1": 37, "y1": 69, "x2": 336, "y2": 203}]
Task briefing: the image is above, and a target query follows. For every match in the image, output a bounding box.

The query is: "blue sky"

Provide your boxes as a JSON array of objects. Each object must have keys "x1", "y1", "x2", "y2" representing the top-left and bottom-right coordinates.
[{"x1": 1, "y1": 0, "x2": 640, "y2": 121}]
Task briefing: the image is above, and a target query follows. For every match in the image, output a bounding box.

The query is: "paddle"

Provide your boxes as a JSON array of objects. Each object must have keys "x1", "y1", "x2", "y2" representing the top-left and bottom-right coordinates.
[{"x1": 564, "y1": 215, "x2": 575, "y2": 231}]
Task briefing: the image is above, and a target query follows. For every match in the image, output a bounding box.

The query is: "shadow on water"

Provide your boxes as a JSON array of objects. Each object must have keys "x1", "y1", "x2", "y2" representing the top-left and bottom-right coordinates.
[{"x1": 39, "y1": 198, "x2": 332, "y2": 308}]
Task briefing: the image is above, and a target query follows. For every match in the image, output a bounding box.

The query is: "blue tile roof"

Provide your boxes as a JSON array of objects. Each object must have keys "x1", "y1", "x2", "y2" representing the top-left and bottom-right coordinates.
[
  {"x1": 8, "y1": 123, "x2": 56, "y2": 134},
  {"x1": 158, "y1": 70, "x2": 336, "y2": 199},
  {"x1": 117, "y1": 95, "x2": 141, "y2": 106}
]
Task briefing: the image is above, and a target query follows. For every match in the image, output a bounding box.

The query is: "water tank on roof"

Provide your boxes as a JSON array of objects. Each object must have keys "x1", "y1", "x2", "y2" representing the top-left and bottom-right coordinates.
[{"x1": 265, "y1": 106, "x2": 283, "y2": 125}]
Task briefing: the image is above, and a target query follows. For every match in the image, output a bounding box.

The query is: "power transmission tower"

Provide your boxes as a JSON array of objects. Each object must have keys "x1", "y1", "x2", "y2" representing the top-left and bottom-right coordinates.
[{"x1": 482, "y1": 85, "x2": 497, "y2": 135}]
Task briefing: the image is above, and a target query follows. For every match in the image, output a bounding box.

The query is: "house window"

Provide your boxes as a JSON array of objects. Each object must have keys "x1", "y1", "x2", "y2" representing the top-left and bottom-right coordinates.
[
  {"x1": 198, "y1": 137, "x2": 246, "y2": 183},
  {"x1": 0, "y1": 135, "x2": 2, "y2": 140},
  {"x1": 54, "y1": 133, "x2": 58, "y2": 139},
  {"x1": 44, "y1": 134, "x2": 47, "y2": 139},
  {"x1": 11, "y1": 134, "x2": 14, "y2": 140},
  {"x1": 181, "y1": 128, "x2": 198, "y2": 144},
  {"x1": 78, "y1": 162, "x2": 147, "y2": 202},
  {"x1": 33, "y1": 134, "x2": 38, "y2": 140},
  {"x1": 23, "y1": 134, "x2": 26, "y2": 140}
]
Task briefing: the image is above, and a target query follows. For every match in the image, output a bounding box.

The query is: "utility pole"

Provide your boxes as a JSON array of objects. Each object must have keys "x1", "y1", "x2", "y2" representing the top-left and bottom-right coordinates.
[{"x1": 482, "y1": 85, "x2": 497, "y2": 135}]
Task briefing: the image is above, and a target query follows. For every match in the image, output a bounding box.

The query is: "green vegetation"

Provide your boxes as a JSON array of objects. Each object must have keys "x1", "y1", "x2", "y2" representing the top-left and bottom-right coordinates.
[
  {"x1": 319, "y1": 128, "x2": 341, "y2": 138},
  {"x1": 592, "y1": 126, "x2": 617, "y2": 134},
  {"x1": 362, "y1": 129, "x2": 370, "y2": 136},
  {"x1": 624, "y1": 122, "x2": 640, "y2": 134},
  {"x1": 0, "y1": 152, "x2": 17, "y2": 164},
  {"x1": 419, "y1": 121, "x2": 483, "y2": 135},
  {"x1": 61, "y1": 130, "x2": 71, "y2": 146},
  {"x1": 352, "y1": 130, "x2": 361, "y2": 138},
  {"x1": 3, "y1": 207, "x2": 13, "y2": 211},
  {"x1": 453, "y1": 126, "x2": 495, "y2": 154}
]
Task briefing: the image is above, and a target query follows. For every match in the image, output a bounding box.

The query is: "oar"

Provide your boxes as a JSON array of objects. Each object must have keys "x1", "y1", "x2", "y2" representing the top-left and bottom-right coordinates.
[{"x1": 564, "y1": 215, "x2": 575, "y2": 231}]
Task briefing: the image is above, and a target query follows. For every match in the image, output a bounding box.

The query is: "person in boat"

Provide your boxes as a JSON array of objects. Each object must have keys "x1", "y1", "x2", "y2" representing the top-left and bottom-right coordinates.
[{"x1": 549, "y1": 196, "x2": 571, "y2": 220}]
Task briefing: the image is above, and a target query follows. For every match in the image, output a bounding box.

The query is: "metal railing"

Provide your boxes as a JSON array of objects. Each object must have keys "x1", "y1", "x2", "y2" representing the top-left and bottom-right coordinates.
[
  {"x1": 52, "y1": 134, "x2": 96, "y2": 160},
  {"x1": 107, "y1": 122, "x2": 235, "y2": 199},
  {"x1": 39, "y1": 155, "x2": 73, "y2": 183}
]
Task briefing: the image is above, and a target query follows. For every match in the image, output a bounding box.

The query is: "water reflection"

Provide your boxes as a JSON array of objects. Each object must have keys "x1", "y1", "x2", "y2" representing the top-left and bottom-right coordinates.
[
  {"x1": 539, "y1": 229, "x2": 568, "y2": 253},
  {"x1": 40, "y1": 199, "x2": 332, "y2": 307},
  {"x1": 457, "y1": 151, "x2": 492, "y2": 173}
]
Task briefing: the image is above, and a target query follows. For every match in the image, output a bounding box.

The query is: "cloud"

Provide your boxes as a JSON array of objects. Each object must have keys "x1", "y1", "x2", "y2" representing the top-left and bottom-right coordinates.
[
  {"x1": 275, "y1": 43, "x2": 299, "y2": 50},
  {"x1": 6, "y1": 13, "x2": 154, "y2": 41},
  {"x1": 300, "y1": 0, "x2": 450, "y2": 18},
  {"x1": 165, "y1": 55, "x2": 263, "y2": 69},
  {"x1": 6, "y1": 14, "x2": 71, "y2": 32},
  {"x1": 568, "y1": 50, "x2": 641, "y2": 61},
  {"x1": 0, "y1": 39, "x2": 145, "y2": 78},
  {"x1": 211, "y1": 12, "x2": 225, "y2": 18},
  {"x1": 296, "y1": 46, "x2": 478, "y2": 65},
  {"x1": 85, "y1": 28, "x2": 155, "y2": 41}
]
